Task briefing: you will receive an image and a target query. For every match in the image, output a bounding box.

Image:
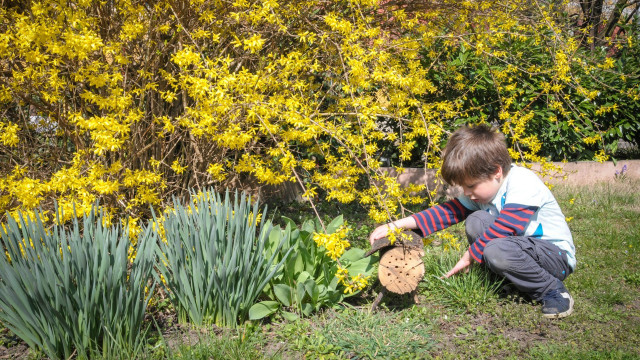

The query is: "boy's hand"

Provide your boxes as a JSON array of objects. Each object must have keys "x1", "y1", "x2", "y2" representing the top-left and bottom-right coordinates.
[
  {"x1": 368, "y1": 217, "x2": 418, "y2": 246},
  {"x1": 443, "y1": 250, "x2": 473, "y2": 278},
  {"x1": 368, "y1": 223, "x2": 397, "y2": 245}
]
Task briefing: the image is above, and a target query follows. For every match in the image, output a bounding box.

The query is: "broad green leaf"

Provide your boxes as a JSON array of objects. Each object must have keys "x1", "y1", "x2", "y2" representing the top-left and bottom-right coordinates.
[
  {"x1": 266, "y1": 227, "x2": 283, "y2": 254},
  {"x1": 273, "y1": 284, "x2": 294, "y2": 307},
  {"x1": 304, "y1": 278, "x2": 319, "y2": 304},
  {"x1": 301, "y1": 302, "x2": 313, "y2": 316},
  {"x1": 301, "y1": 220, "x2": 315, "y2": 234},
  {"x1": 248, "y1": 301, "x2": 280, "y2": 320},
  {"x1": 339, "y1": 248, "x2": 365, "y2": 263},
  {"x1": 296, "y1": 282, "x2": 306, "y2": 304},
  {"x1": 282, "y1": 311, "x2": 299, "y2": 322},
  {"x1": 297, "y1": 271, "x2": 311, "y2": 283},
  {"x1": 281, "y1": 216, "x2": 298, "y2": 230},
  {"x1": 293, "y1": 250, "x2": 305, "y2": 275},
  {"x1": 344, "y1": 256, "x2": 376, "y2": 276},
  {"x1": 326, "y1": 215, "x2": 344, "y2": 234}
]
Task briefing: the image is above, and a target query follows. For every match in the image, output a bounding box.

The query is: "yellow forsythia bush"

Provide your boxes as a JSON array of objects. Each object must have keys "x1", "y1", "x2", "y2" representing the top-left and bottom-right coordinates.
[{"x1": 0, "y1": 0, "x2": 636, "y2": 228}]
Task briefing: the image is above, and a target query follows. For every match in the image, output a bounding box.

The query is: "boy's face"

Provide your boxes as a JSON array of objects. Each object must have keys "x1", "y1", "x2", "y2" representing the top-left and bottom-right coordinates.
[{"x1": 461, "y1": 169, "x2": 504, "y2": 204}]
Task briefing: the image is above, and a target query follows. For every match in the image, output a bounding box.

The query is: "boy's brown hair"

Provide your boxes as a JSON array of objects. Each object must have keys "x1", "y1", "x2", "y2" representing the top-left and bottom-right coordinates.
[{"x1": 441, "y1": 124, "x2": 512, "y2": 186}]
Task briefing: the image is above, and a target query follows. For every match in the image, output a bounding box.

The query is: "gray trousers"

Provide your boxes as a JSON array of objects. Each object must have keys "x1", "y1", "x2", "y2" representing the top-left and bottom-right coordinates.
[{"x1": 465, "y1": 211, "x2": 572, "y2": 300}]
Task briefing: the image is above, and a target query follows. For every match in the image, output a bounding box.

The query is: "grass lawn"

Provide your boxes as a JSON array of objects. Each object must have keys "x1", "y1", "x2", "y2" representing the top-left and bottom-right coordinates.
[{"x1": 2, "y1": 180, "x2": 639, "y2": 359}]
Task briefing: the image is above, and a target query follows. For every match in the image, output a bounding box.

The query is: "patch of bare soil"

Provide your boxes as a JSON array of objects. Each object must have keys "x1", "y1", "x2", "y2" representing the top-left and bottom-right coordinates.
[
  {"x1": 0, "y1": 343, "x2": 31, "y2": 359},
  {"x1": 261, "y1": 335, "x2": 301, "y2": 360},
  {"x1": 0, "y1": 328, "x2": 31, "y2": 359},
  {"x1": 615, "y1": 298, "x2": 640, "y2": 333},
  {"x1": 428, "y1": 292, "x2": 560, "y2": 358},
  {"x1": 159, "y1": 322, "x2": 224, "y2": 350},
  {"x1": 434, "y1": 312, "x2": 551, "y2": 356}
]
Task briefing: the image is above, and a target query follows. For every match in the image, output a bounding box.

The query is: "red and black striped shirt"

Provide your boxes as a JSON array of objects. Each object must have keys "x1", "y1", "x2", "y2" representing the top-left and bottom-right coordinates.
[{"x1": 412, "y1": 200, "x2": 538, "y2": 263}]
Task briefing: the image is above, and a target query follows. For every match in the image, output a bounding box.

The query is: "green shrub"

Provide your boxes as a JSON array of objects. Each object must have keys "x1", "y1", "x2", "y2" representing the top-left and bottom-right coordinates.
[
  {"x1": 0, "y1": 206, "x2": 157, "y2": 359},
  {"x1": 155, "y1": 189, "x2": 291, "y2": 327},
  {"x1": 420, "y1": 24, "x2": 640, "y2": 163},
  {"x1": 249, "y1": 215, "x2": 377, "y2": 321}
]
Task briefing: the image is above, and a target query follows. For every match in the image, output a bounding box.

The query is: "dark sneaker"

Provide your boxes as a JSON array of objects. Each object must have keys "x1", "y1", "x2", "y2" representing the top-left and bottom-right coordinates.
[{"x1": 541, "y1": 280, "x2": 574, "y2": 319}]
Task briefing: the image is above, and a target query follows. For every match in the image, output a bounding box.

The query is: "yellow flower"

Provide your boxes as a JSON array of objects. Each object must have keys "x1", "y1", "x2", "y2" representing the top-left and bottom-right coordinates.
[
  {"x1": 171, "y1": 160, "x2": 188, "y2": 174},
  {"x1": 342, "y1": 274, "x2": 371, "y2": 294},
  {"x1": 336, "y1": 266, "x2": 349, "y2": 283},
  {"x1": 437, "y1": 231, "x2": 461, "y2": 252},
  {"x1": 313, "y1": 225, "x2": 351, "y2": 261},
  {"x1": 206, "y1": 163, "x2": 226, "y2": 182},
  {"x1": 593, "y1": 150, "x2": 609, "y2": 163},
  {"x1": 0, "y1": 122, "x2": 20, "y2": 146}
]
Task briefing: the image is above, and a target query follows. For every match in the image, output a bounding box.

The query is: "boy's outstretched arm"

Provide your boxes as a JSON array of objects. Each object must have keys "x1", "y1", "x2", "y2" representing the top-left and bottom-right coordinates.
[
  {"x1": 368, "y1": 217, "x2": 418, "y2": 245},
  {"x1": 443, "y1": 250, "x2": 473, "y2": 278},
  {"x1": 369, "y1": 199, "x2": 472, "y2": 246}
]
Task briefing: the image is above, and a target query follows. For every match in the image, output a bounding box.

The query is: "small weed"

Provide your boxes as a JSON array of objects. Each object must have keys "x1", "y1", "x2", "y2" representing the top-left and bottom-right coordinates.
[
  {"x1": 599, "y1": 290, "x2": 625, "y2": 306},
  {"x1": 0, "y1": 328, "x2": 20, "y2": 348},
  {"x1": 421, "y1": 249, "x2": 504, "y2": 312},
  {"x1": 169, "y1": 337, "x2": 265, "y2": 360},
  {"x1": 347, "y1": 222, "x2": 375, "y2": 249},
  {"x1": 160, "y1": 327, "x2": 270, "y2": 360},
  {"x1": 614, "y1": 164, "x2": 629, "y2": 181},
  {"x1": 529, "y1": 344, "x2": 640, "y2": 359},
  {"x1": 292, "y1": 308, "x2": 434, "y2": 359},
  {"x1": 622, "y1": 271, "x2": 640, "y2": 286}
]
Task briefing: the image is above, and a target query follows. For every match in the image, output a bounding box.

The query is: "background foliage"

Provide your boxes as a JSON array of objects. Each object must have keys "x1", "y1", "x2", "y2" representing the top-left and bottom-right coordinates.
[{"x1": 0, "y1": 0, "x2": 638, "y2": 224}]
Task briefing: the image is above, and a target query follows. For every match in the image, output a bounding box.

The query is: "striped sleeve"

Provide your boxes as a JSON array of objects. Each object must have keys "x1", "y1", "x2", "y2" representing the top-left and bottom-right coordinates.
[
  {"x1": 469, "y1": 203, "x2": 539, "y2": 263},
  {"x1": 411, "y1": 199, "x2": 472, "y2": 237}
]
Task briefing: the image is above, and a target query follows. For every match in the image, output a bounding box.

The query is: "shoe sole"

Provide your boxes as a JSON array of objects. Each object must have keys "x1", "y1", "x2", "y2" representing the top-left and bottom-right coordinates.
[{"x1": 542, "y1": 296, "x2": 574, "y2": 319}]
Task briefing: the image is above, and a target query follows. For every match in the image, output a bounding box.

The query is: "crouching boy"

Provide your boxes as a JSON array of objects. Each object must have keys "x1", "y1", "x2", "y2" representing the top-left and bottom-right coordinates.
[{"x1": 369, "y1": 124, "x2": 576, "y2": 318}]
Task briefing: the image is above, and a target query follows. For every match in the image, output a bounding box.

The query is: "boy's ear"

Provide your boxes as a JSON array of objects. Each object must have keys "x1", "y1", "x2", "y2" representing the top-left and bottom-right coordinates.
[{"x1": 494, "y1": 166, "x2": 503, "y2": 179}]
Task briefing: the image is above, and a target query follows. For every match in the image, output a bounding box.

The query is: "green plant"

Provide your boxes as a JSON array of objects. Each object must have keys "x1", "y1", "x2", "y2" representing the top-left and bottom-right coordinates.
[
  {"x1": 0, "y1": 206, "x2": 157, "y2": 359},
  {"x1": 158, "y1": 327, "x2": 269, "y2": 360},
  {"x1": 347, "y1": 222, "x2": 375, "y2": 250},
  {"x1": 292, "y1": 308, "x2": 435, "y2": 359},
  {"x1": 249, "y1": 216, "x2": 377, "y2": 321},
  {"x1": 615, "y1": 164, "x2": 629, "y2": 181},
  {"x1": 421, "y1": 248, "x2": 504, "y2": 312},
  {"x1": 622, "y1": 271, "x2": 640, "y2": 286},
  {"x1": 155, "y1": 189, "x2": 291, "y2": 327}
]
